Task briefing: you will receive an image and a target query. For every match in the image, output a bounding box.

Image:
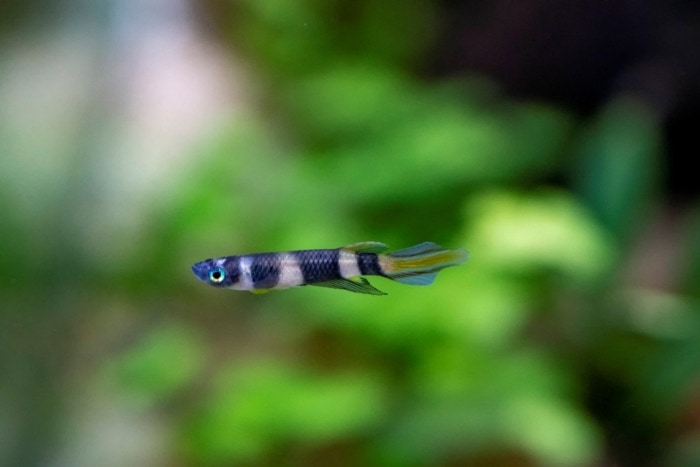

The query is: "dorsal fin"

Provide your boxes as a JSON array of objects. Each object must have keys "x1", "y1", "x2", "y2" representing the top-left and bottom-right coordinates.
[{"x1": 342, "y1": 241, "x2": 388, "y2": 254}]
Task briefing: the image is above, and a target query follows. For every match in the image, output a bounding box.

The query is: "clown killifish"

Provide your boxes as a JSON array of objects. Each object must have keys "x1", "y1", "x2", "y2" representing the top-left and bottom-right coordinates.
[{"x1": 191, "y1": 241, "x2": 468, "y2": 295}]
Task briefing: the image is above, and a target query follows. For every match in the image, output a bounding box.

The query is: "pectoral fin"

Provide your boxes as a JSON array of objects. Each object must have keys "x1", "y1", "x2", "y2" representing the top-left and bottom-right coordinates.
[{"x1": 250, "y1": 289, "x2": 270, "y2": 295}]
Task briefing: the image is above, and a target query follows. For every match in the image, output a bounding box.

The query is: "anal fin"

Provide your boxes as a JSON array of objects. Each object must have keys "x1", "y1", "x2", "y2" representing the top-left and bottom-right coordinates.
[{"x1": 311, "y1": 277, "x2": 387, "y2": 295}]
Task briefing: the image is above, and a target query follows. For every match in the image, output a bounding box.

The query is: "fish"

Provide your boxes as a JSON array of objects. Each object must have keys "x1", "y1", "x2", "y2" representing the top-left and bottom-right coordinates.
[{"x1": 191, "y1": 241, "x2": 468, "y2": 295}]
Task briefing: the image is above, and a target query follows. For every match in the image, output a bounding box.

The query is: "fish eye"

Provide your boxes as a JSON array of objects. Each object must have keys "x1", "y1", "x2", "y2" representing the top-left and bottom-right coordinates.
[{"x1": 209, "y1": 267, "x2": 225, "y2": 284}]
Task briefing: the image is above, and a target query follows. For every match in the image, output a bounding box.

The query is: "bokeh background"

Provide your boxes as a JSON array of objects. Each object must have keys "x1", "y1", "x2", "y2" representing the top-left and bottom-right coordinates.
[{"x1": 2, "y1": 1, "x2": 700, "y2": 466}]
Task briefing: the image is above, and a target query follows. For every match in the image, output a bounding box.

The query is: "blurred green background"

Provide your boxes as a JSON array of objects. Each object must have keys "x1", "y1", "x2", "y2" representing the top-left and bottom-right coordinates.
[{"x1": 2, "y1": 1, "x2": 700, "y2": 466}]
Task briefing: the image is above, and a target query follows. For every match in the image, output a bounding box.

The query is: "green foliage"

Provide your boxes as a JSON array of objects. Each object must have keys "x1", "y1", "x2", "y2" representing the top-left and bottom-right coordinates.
[
  {"x1": 186, "y1": 363, "x2": 386, "y2": 464},
  {"x1": 104, "y1": 324, "x2": 205, "y2": 408},
  {"x1": 571, "y1": 97, "x2": 661, "y2": 243},
  {"x1": 227, "y1": 0, "x2": 437, "y2": 76},
  {"x1": 3, "y1": 1, "x2": 699, "y2": 467},
  {"x1": 465, "y1": 190, "x2": 615, "y2": 283}
]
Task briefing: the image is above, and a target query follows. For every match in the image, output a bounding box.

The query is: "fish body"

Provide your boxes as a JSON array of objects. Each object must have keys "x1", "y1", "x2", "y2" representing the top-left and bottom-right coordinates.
[{"x1": 191, "y1": 241, "x2": 468, "y2": 295}]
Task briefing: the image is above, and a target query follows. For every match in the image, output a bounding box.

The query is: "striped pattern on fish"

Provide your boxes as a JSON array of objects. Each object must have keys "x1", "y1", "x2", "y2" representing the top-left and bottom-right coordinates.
[{"x1": 191, "y1": 241, "x2": 468, "y2": 295}]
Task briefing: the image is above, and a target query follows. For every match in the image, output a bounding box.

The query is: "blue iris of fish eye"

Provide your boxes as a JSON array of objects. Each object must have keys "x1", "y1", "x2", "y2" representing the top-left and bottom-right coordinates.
[{"x1": 209, "y1": 267, "x2": 225, "y2": 283}]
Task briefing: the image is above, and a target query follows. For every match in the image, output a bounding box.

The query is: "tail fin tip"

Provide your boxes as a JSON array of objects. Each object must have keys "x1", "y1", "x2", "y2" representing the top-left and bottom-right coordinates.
[
  {"x1": 393, "y1": 271, "x2": 439, "y2": 286},
  {"x1": 384, "y1": 242, "x2": 468, "y2": 286}
]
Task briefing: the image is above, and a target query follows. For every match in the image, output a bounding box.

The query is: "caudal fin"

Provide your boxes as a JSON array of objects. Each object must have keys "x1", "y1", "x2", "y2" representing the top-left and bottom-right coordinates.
[{"x1": 382, "y1": 242, "x2": 468, "y2": 285}]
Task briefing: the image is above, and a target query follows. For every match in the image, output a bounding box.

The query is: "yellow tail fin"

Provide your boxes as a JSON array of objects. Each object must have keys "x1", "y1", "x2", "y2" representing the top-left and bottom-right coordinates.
[{"x1": 382, "y1": 242, "x2": 468, "y2": 285}]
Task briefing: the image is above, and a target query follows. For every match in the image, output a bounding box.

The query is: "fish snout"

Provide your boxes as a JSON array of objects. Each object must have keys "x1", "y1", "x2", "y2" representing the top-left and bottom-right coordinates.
[{"x1": 191, "y1": 261, "x2": 211, "y2": 282}]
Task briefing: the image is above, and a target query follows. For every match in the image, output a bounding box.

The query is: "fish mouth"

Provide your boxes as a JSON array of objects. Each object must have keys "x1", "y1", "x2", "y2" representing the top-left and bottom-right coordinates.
[{"x1": 191, "y1": 261, "x2": 210, "y2": 282}]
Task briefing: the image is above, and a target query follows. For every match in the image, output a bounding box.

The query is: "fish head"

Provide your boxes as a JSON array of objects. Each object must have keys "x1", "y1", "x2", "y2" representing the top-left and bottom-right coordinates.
[{"x1": 191, "y1": 257, "x2": 239, "y2": 288}]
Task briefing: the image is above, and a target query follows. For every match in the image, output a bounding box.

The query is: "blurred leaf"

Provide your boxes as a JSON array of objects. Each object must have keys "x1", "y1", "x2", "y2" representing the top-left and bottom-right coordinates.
[
  {"x1": 571, "y1": 96, "x2": 662, "y2": 242},
  {"x1": 186, "y1": 362, "x2": 386, "y2": 464},
  {"x1": 286, "y1": 64, "x2": 421, "y2": 144},
  {"x1": 501, "y1": 394, "x2": 599, "y2": 466},
  {"x1": 637, "y1": 298, "x2": 700, "y2": 417},
  {"x1": 464, "y1": 189, "x2": 616, "y2": 284},
  {"x1": 300, "y1": 92, "x2": 572, "y2": 207},
  {"x1": 228, "y1": 0, "x2": 436, "y2": 76},
  {"x1": 104, "y1": 324, "x2": 205, "y2": 408},
  {"x1": 384, "y1": 351, "x2": 598, "y2": 466},
  {"x1": 681, "y1": 205, "x2": 700, "y2": 297},
  {"x1": 664, "y1": 435, "x2": 700, "y2": 467}
]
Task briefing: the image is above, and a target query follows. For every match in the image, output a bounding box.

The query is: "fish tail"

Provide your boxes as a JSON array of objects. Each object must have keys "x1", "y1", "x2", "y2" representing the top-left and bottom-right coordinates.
[{"x1": 381, "y1": 242, "x2": 468, "y2": 285}]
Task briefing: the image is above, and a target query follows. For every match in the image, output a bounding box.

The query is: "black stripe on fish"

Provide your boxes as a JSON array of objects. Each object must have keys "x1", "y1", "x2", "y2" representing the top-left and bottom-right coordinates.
[
  {"x1": 357, "y1": 253, "x2": 384, "y2": 276},
  {"x1": 250, "y1": 253, "x2": 282, "y2": 289},
  {"x1": 225, "y1": 256, "x2": 242, "y2": 287},
  {"x1": 296, "y1": 249, "x2": 341, "y2": 284}
]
